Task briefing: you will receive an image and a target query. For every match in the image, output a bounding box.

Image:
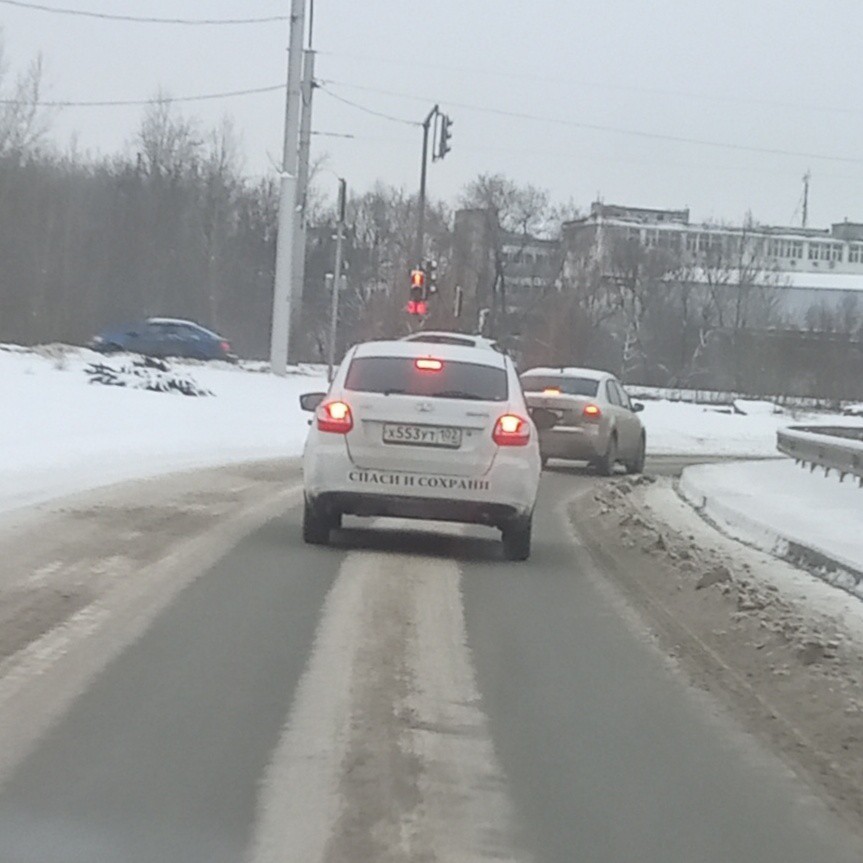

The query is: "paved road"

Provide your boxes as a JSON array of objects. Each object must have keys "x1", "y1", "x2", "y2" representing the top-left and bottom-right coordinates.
[{"x1": 0, "y1": 459, "x2": 859, "y2": 862}]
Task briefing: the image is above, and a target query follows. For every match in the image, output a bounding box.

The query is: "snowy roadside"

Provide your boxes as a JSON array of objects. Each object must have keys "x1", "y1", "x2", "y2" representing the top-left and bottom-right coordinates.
[
  {"x1": 679, "y1": 460, "x2": 863, "y2": 597},
  {"x1": 1, "y1": 344, "x2": 327, "y2": 514},
  {"x1": 1, "y1": 341, "x2": 858, "y2": 515},
  {"x1": 578, "y1": 478, "x2": 863, "y2": 824},
  {"x1": 639, "y1": 398, "x2": 861, "y2": 457}
]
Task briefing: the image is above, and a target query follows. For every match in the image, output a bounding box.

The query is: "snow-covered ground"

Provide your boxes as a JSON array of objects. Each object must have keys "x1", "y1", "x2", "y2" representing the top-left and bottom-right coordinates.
[
  {"x1": 680, "y1": 459, "x2": 863, "y2": 593},
  {"x1": 1, "y1": 345, "x2": 327, "y2": 514},
  {"x1": 640, "y1": 398, "x2": 859, "y2": 456},
  {"x1": 1, "y1": 342, "x2": 858, "y2": 516}
]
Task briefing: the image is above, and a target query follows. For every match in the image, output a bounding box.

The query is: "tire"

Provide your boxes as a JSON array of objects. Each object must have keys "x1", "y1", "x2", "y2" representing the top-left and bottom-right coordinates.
[
  {"x1": 626, "y1": 435, "x2": 646, "y2": 475},
  {"x1": 541, "y1": 455, "x2": 550, "y2": 469},
  {"x1": 502, "y1": 516, "x2": 532, "y2": 561},
  {"x1": 594, "y1": 434, "x2": 618, "y2": 477},
  {"x1": 302, "y1": 498, "x2": 331, "y2": 545}
]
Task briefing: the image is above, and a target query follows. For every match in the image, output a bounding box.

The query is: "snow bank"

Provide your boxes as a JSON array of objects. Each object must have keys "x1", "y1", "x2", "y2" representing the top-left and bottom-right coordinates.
[
  {"x1": 639, "y1": 400, "x2": 857, "y2": 457},
  {"x1": 0, "y1": 345, "x2": 326, "y2": 513},
  {"x1": 1, "y1": 341, "x2": 859, "y2": 513},
  {"x1": 679, "y1": 459, "x2": 863, "y2": 595}
]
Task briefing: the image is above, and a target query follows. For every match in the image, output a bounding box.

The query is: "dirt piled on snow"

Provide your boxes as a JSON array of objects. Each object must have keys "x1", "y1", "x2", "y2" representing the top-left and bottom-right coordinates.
[{"x1": 573, "y1": 475, "x2": 863, "y2": 834}]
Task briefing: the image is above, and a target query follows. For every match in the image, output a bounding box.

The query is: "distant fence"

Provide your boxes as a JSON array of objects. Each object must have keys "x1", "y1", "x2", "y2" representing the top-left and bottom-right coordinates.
[{"x1": 776, "y1": 426, "x2": 863, "y2": 487}]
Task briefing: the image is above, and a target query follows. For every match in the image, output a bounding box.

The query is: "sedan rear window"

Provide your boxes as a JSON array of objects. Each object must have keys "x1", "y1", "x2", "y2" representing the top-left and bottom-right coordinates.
[
  {"x1": 520, "y1": 375, "x2": 599, "y2": 397},
  {"x1": 345, "y1": 356, "x2": 508, "y2": 401}
]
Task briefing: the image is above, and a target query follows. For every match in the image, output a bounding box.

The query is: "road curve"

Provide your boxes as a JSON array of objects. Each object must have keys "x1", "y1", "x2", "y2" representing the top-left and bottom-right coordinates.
[{"x1": 0, "y1": 458, "x2": 859, "y2": 862}]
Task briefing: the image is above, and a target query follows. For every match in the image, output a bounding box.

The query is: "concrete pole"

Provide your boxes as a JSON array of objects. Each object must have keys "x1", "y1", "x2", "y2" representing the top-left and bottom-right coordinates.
[
  {"x1": 269, "y1": 0, "x2": 305, "y2": 376},
  {"x1": 327, "y1": 179, "x2": 347, "y2": 381},
  {"x1": 289, "y1": 49, "x2": 316, "y2": 362}
]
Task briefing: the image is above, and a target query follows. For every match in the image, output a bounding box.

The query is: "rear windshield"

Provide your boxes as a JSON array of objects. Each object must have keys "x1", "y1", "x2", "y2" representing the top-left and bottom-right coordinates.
[
  {"x1": 345, "y1": 356, "x2": 508, "y2": 401},
  {"x1": 520, "y1": 375, "x2": 599, "y2": 396}
]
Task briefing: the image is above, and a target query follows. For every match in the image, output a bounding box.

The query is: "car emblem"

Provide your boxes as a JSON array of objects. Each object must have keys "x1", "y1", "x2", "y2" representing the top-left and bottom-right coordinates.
[{"x1": 416, "y1": 401, "x2": 433, "y2": 413}]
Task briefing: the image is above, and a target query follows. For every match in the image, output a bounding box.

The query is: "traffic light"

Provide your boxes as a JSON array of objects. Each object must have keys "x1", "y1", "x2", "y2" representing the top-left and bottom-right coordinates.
[
  {"x1": 437, "y1": 114, "x2": 453, "y2": 160},
  {"x1": 408, "y1": 268, "x2": 426, "y2": 315},
  {"x1": 425, "y1": 259, "x2": 438, "y2": 295}
]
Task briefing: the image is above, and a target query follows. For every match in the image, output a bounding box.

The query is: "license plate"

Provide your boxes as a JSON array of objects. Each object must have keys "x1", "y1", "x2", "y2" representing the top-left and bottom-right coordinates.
[{"x1": 382, "y1": 423, "x2": 462, "y2": 449}]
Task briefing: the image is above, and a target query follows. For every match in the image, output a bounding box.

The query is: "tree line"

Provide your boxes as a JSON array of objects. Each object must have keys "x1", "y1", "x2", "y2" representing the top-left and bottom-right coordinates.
[{"x1": 0, "y1": 51, "x2": 858, "y2": 397}]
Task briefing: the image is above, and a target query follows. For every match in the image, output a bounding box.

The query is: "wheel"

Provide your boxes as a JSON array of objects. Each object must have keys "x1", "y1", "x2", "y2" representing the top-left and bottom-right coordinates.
[
  {"x1": 626, "y1": 435, "x2": 646, "y2": 475},
  {"x1": 502, "y1": 516, "x2": 532, "y2": 561},
  {"x1": 302, "y1": 498, "x2": 331, "y2": 545},
  {"x1": 594, "y1": 434, "x2": 618, "y2": 477},
  {"x1": 541, "y1": 455, "x2": 550, "y2": 469}
]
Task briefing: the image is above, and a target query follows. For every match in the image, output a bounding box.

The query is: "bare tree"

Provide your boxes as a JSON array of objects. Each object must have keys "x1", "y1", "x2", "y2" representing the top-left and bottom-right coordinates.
[
  {"x1": 135, "y1": 94, "x2": 202, "y2": 178},
  {"x1": 0, "y1": 43, "x2": 51, "y2": 160}
]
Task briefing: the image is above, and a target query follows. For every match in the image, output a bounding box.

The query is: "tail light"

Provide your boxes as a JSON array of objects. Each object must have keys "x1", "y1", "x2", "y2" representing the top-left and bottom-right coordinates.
[
  {"x1": 493, "y1": 413, "x2": 530, "y2": 446},
  {"x1": 219, "y1": 340, "x2": 231, "y2": 353},
  {"x1": 583, "y1": 403, "x2": 602, "y2": 419},
  {"x1": 317, "y1": 400, "x2": 353, "y2": 433}
]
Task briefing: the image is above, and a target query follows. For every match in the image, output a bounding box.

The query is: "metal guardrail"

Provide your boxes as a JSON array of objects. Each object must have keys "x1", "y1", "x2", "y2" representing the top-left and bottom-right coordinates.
[{"x1": 776, "y1": 425, "x2": 863, "y2": 487}]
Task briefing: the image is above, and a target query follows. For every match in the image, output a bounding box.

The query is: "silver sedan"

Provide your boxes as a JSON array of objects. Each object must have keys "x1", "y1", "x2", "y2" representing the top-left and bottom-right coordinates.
[{"x1": 521, "y1": 367, "x2": 646, "y2": 474}]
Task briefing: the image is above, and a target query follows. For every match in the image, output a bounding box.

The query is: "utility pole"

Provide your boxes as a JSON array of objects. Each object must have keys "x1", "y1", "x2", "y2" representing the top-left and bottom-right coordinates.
[
  {"x1": 413, "y1": 104, "x2": 439, "y2": 267},
  {"x1": 327, "y1": 178, "x2": 347, "y2": 381},
  {"x1": 802, "y1": 170, "x2": 811, "y2": 229},
  {"x1": 269, "y1": 0, "x2": 305, "y2": 377},
  {"x1": 289, "y1": 48, "x2": 316, "y2": 362}
]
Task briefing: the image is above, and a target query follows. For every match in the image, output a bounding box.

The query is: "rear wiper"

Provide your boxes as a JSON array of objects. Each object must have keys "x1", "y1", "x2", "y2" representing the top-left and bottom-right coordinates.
[{"x1": 431, "y1": 390, "x2": 484, "y2": 400}]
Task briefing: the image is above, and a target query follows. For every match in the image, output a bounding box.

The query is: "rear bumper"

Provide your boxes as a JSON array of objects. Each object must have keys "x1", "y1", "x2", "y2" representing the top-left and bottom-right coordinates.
[
  {"x1": 312, "y1": 491, "x2": 524, "y2": 528},
  {"x1": 539, "y1": 425, "x2": 606, "y2": 460},
  {"x1": 303, "y1": 441, "x2": 538, "y2": 527}
]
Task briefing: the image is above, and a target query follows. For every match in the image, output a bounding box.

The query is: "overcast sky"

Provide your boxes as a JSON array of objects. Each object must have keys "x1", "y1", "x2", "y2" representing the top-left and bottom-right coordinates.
[{"x1": 3, "y1": 0, "x2": 862, "y2": 226}]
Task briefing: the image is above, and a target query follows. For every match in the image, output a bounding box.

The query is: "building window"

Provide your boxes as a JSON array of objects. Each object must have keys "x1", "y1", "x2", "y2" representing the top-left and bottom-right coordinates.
[
  {"x1": 808, "y1": 242, "x2": 842, "y2": 262},
  {"x1": 849, "y1": 244, "x2": 863, "y2": 263}
]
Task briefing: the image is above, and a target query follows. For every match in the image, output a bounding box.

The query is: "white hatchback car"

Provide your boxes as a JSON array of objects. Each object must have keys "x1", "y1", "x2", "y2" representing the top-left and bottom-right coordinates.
[{"x1": 300, "y1": 340, "x2": 556, "y2": 560}]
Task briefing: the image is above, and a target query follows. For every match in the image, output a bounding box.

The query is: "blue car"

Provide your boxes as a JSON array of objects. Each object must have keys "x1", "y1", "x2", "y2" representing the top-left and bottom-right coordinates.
[{"x1": 88, "y1": 317, "x2": 237, "y2": 362}]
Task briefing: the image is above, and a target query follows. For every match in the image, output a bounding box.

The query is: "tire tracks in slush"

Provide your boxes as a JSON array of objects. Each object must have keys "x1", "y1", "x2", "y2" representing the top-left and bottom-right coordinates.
[{"x1": 246, "y1": 525, "x2": 529, "y2": 863}]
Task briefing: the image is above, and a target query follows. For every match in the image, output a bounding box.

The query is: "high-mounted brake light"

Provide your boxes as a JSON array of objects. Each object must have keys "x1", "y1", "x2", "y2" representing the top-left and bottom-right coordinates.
[
  {"x1": 583, "y1": 403, "x2": 602, "y2": 418},
  {"x1": 493, "y1": 413, "x2": 530, "y2": 446},
  {"x1": 415, "y1": 358, "x2": 443, "y2": 371},
  {"x1": 317, "y1": 400, "x2": 353, "y2": 433},
  {"x1": 543, "y1": 387, "x2": 561, "y2": 395}
]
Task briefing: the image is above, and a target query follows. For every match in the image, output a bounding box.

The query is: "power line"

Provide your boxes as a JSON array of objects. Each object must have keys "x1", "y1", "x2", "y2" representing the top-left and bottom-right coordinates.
[
  {"x1": 317, "y1": 85, "x2": 419, "y2": 127},
  {"x1": 321, "y1": 50, "x2": 863, "y2": 119},
  {"x1": 0, "y1": 83, "x2": 286, "y2": 108},
  {"x1": 0, "y1": 0, "x2": 288, "y2": 24},
  {"x1": 320, "y1": 80, "x2": 863, "y2": 166}
]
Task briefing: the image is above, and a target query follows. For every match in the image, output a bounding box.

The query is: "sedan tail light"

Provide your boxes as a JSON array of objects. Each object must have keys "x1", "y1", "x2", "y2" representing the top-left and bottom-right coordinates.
[
  {"x1": 582, "y1": 403, "x2": 602, "y2": 419},
  {"x1": 493, "y1": 413, "x2": 530, "y2": 446},
  {"x1": 317, "y1": 400, "x2": 353, "y2": 434},
  {"x1": 219, "y1": 340, "x2": 231, "y2": 353}
]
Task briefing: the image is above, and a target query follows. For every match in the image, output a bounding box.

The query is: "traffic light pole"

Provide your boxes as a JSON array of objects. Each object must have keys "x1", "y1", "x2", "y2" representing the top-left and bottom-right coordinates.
[
  {"x1": 327, "y1": 178, "x2": 347, "y2": 382},
  {"x1": 413, "y1": 104, "x2": 438, "y2": 267}
]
